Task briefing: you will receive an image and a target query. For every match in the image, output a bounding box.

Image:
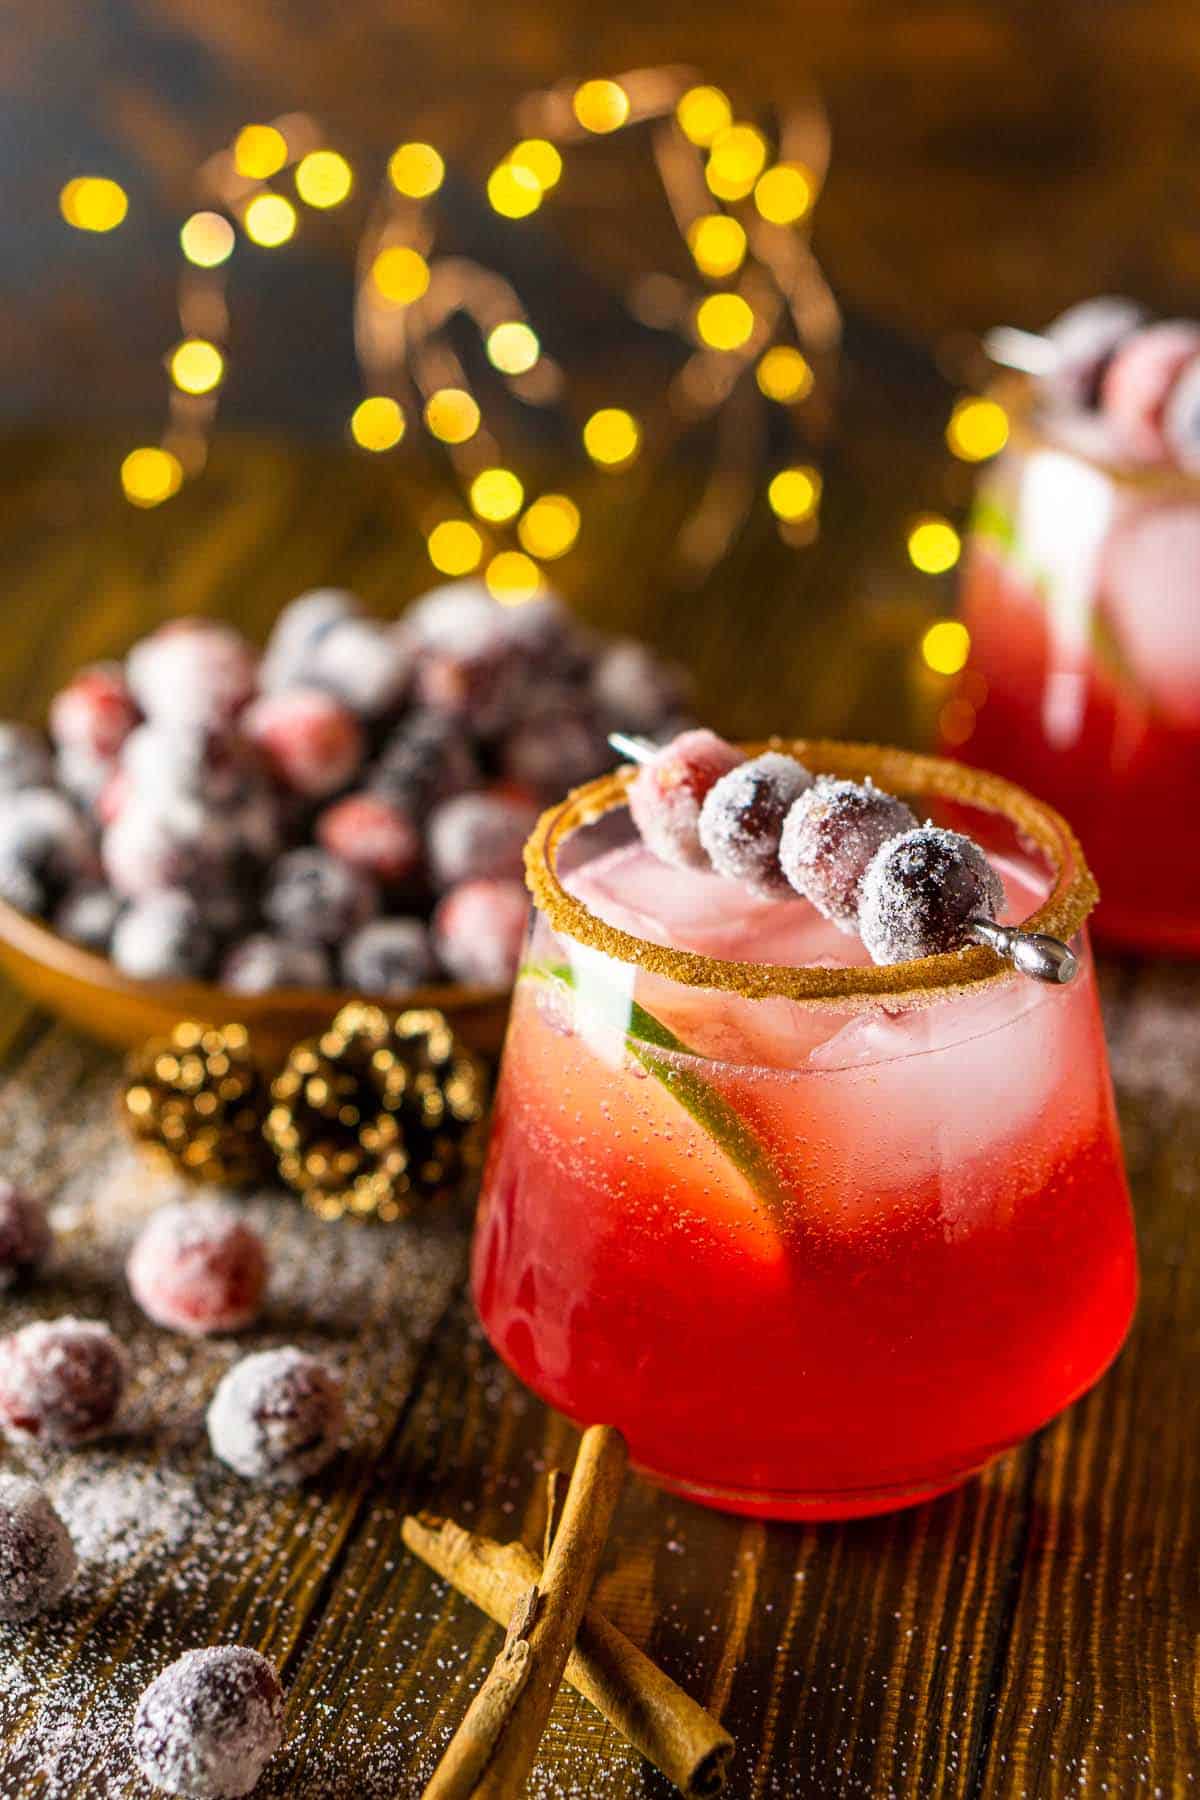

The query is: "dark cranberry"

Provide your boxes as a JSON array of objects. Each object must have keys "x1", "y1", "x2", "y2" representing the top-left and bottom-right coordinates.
[
  {"x1": 698, "y1": 751, "x2": 814, "y2": 895},
  {"x1": 341, "y1": 917, "x2": 437, "y2": 995},
  {"x1": 780, "y1": 779, "x2": 918, "y2": 930},
  {"x1": 262, "y1": 848, "x2": 379, "y2": 946},
  {"x1": 858, "y1": 825, "x2": 1004, "y2": 963}
]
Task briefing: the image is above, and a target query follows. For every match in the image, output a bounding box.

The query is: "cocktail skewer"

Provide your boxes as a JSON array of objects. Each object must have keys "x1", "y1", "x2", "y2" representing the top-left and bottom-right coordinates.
[
  {"x1": 607, "y1": 733, "x2": 1079, "y2": 985},
  {"x1": 981, "y1": 325, "x2": 1062, "y2": 377}
]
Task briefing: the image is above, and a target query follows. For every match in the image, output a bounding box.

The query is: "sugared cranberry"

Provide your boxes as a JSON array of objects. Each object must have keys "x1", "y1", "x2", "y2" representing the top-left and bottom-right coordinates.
[
  {"x1": 0, "y1": 1182, "x2": 53, "y2": 1290},
  {"x1": 53, "y1": 882, "x2": 124, "y2": 952},
  {"x1": 0, "y1": 723, "x2": 53, "y2": 795},
  {"x1": 628, "y1": 729, "x2": 743, "y2": 871},
  {"x1": 0, "y1": 1317, "x2": 127, "y2": 1447},
  {"x1": 207, "y1": 1346, "x2": 344, "y2": 1487},
  {"x1": 242, "y1": 687, "x2": 365, "y2": 800},
  {"x1": 858, "y1": 825, "x2": 1004, "y2": 964},
  {"x1": 590, "y1": 638, "x2": 692, "y2": 736},
  {"x1": 48, "y1": 663, "x2": 139, "y2": 763},
  {"x1": 780, "y1": 778, "x2": 917, "y2": 930},
  {"x1": 341, "y1": 917, "x2": 436, "y2": 995},
  {"x1": 1100, "y1": 321, "x2": 1200, "y2": 461},
  {"x1": 698, "y1": 751, "x2": 814, "y2": 896},
  {"x1": 316, "y1": 791, "x2": 422, "y2": 884},
  {"x1": 126, "y1": 620, "x2": 258, "y2": 729},
  {"x1": 220, "y1": 934, "x2": 331, "y2": 995},
  {"x1": 133, "y1": 1646, "x2": 285, "y2": 1800},
  {"x1": 1043, "y1": 296, "x2": 1147, "y2": 409},
  {"x1": 499, "y1": 700, "x2": 611, "y2": 799},
  {"x1": 120, "y1": 724, "x2": 260, "y2": 811},
  {"x1": 433, "y1": 878, "x2": 528, "y2": 987},
  {"x1": 102, "y1": 801, "x2": 236, "y2": 900},
  {"x1": 260, "y1": 587, "x2": 361, "y2": 693},
  {"x1": 110, "y1": 890, "x2": 216, "y2": 982},
  {"x1": 55, "y1": 747, "x2": 114, "y2": 814},
  {"x1": 409, "y1": 585, "x2": 523, "y2": 736},
  {"x1": 1162, "y1": 356, "x2": 1200, "y2": 472},
  {"x1": 262, "y1": 848, "x2": 378, "y2": 945},
  {"x1": 427, "y1": 789, "x2": 539, "y2": 890},
  {"x1": 305, "y1": 616, "x2": 412, "y2": 719},
  {"x1": 0, "y1": 788, "x2": 95, "y2": 915},
  {"x1": 127, "y1": 1201, "x2": 268, "y2": 1339},
  {"x1": 371, "y1": 713, "x2": 480, "y2": 818},
  {"x1": 0, "y1": 1475, "x2": 77, "y2": 1622}
]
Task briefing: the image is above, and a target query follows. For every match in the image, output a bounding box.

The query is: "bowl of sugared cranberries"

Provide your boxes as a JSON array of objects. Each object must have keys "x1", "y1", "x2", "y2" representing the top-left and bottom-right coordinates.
[{"x1": 0, "y1": 583, "x2": 692, "y2": 1060}]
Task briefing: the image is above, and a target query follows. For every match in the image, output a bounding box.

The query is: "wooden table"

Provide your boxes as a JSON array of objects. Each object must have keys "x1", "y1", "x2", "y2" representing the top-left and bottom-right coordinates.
[{"x1": 0, "y1": 433, "x2": 1196, "y2": 1797}]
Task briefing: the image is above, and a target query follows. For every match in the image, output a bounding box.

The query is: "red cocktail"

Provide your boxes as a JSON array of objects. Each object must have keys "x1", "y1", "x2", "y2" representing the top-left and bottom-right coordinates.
[{"x1": 472, "y1": 743, "x2": 1135, "y2": 1519}]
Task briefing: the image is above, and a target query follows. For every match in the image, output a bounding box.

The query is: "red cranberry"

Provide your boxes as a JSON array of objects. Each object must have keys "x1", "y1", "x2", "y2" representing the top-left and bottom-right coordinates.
[
  {"x1": 433, "y1": 878, "x2": 528, "y2": 987},
  {"x1": 780, "y1": 779, "x2": 918, "y2": 930},
  {"x1": 859, "y1": 826, "x2": 1004, "y2": 964},
  {"x1": 48, "y1": 663, "x2": 139, "y2": 762},
  {"x1": 316, "y1": 791, "x2": 422, "y2": 884},
  {"x1": 206, "y1": 1347, "x2": 344, "y2": 1486},
  {"x1": 133, "y1": 1646, "x2": 285, "y2": 1799},
  {"x1": 698, "y1": 751, "x2": 814, "y2": 896},
  {"x1": 127, "y1": 1201, "x2": 268, "y2": 1338},
  {"x1": 1101, "y1": 321, "x2": 1200, "y2": 460},
  {"x1": 126, "y1": 620, "x2": 258, "y2": 729},
  {"x1": 242, "y1": 687, "x2": 365, "y2": 799},
  {"x1": 0, "y1": 1182, "x2": 52, "y2": 1290},
  {"x1": 627, "y1": 729, "x2": 743, "y2": 871},
  {"x1": 0, "y1": 1318, "x2": 127, "y2": 1447}
]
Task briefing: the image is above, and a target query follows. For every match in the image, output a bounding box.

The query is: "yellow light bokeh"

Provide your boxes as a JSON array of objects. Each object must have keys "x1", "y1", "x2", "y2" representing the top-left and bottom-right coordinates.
[
  {"x1": 518, "y1": 494, "x2": 581, "y2": 560},
  {"x1": 427, "y1": 520, "x2": 484, "y2": 575},
  {"x1": 59, "y1": 177, "x2": 128, "y2": 233},
  {"x1": 234, "y1": 125, "x2": 288, "y2": 181},
  {"x1": 921, "y1": 619, "x2": 972, "y2": 676},
  {"x1": 371, "y1": 245, "x2": 431, "y2": 304},
  {"x1": 946, "y1": 396, "x2": 1009, "y2": 462},
  {"x1": 295, "y1": 150, "x2": 353, "y2": 209},
  {"x1": 572, "y1": 79, "x2": 630, "y2": 134},
  {"x1": 469, "y1": 467, "x2": 525, "y2": 523},
  {"x1": 180, "y1": 211, "x2": 235, "y2": 267},
  {"x1": 907, "y1": 516, "x2": 962, "y2": 574},
  {"x1": 485, "y1": 551, "x2": 542, "y2": 603},
  {"x1": 510, "y1": 139, "x2": 562, "y2": 191},
  {"x1": 687, "y1": 214, "x2": 747, "y2": 279},
  {"x1": 243, "y1": 194, "x2": 296, "y2": 247},
  {"x1": 676, "y1": 85, "x2": 732, "y2": 147},
  {"x1": 424, "y1": 388, "x2": 481, "y2": 443},
  {"x1": 705, "y1": 123, "x2": 768, "y2": 201},
  {"x1": 350, "y1": 396, "x2": 406, "y2": 451},
  {"x1": 486, "y1": 321, "x2": 540, "y2": 375},
  {"x1": 756, "y1": 346, "x2": 814, "y2": 403},
  {"x1": 754, "y1": 162, "x2": 813, "y2": 225},
  {"x1": 388, "y1": 142, "x2": 445, "y2": 198},
  {"x1": 696, "y1": 292, "x2": 755, "y2": 351},
  {"x1": 582, "y1": 408, "x2": 641, "y2": 468},
  {"x1": 169, "y1": 338, "x2": 224, "y2": 396},
  {"x1": 121, "y1": 447, "x2": 183, "y2": 509},
  {"x1": 767, "y1": 465, "x2": 822, "y2": 523},
  {"x1": 487, "y1": 162, "x2": 542, "y2": 219}
]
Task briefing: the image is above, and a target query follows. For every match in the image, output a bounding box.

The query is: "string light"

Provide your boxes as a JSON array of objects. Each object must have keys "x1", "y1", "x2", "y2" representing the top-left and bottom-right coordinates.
[
  {"x1": 486, "y1": 321, "x2": 540, "y2": 374},
  {"x1": 756, "y1": 346, "x2": 813, "y2": 403},
  {"x1": 921, "y1": 619, "x2": 971, "y2": 675},
  {"x1": 371, "y1": 245, "x2": 430, "y2": 303},
  {"x1": 518, "y1": 494, "x2": 581, "y2": 559},
  {"x1": 243, "y1": 194, "x2": 296, "y2": 246},
  {"x1": 469, "y1": 467, "x2": 524, "y2": 522},
  {"x1": 907, "y1": 515, "x2": 962, "y2": 574},
  {"x1": 295, "y1": 150, "x2": 353, "y2": 209},
  {"x1": 696, "y1": 293, "x2": 755, "y2": 351},
  {"x1": 121, "y1": 448, "x2": 182, "y2": 508},
  {"x1": 675, "y1": 85, "x2": 732, "y2": 147},
  {"x1": 510, "y1": 139, "x2": 562, "y2": 190},
  {"x1": 767, "y1": 466, "x2": 821, "y2": 522},
  {"x1": 180, "y1": 212, "x2": 234, "y2": 267},
  {"x1": 425, "y1": 388, "x2": 481, "y2": 443},
  {"x1": 486, "y1": 550, "x2": 542, "y2": 602},
  {"x1": 388, "y1": 142, "x2": 445, "y2": 198},
  {"x1": 705, "y1": 124, "x2": 768, "y2": 201},
  {"x1": 583, "y1": 408, "x2": 641, "y2": 468},
  {"x1": 169, "y1": 338, "x2": 224, "y2": 396},
  {"x1": 946, "y1": 396, "x2": 1009, "y2": 461},
  {"x1": 427, "y1": 520, "x2": 484, "y2": 574},
  {"x1": 687, "y1": 215, "x2": 747, "y2": 279},
  {"x1": 350, "y1": 396, "x2": 406, "y2": 451},
  {"x1": 487, "y1": 161, "x2": 542, "y2": 218},
  {"x1": 753, "y1": 162, "x2": 813, "y2": 225},
  {"x1": 234, "y1": 125, "x2": 288, "y2": 181},
  {"x1": 572, "y1": 79, "x2": 630, "y2": 134},
  {"x1": 59, "y1": 177, "x2": 128, "y2": 233}
]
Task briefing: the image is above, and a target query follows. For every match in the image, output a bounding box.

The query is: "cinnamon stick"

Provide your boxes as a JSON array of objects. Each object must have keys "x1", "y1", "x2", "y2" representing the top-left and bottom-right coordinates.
[
  {"x1": 404, "y1": 1514, "x2": 734, "y2": 1797},
  {"x1": 421, "y1": 1424, "x2": 627, "y2": 1800}
]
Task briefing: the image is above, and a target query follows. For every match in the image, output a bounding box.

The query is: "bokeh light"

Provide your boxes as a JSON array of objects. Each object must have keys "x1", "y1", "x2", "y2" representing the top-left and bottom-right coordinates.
[
  {"x1": 756, "y1": 346, "x2": 814, "y2": 403},
  {"x1": 243, "y1": 194, "x2": 296, "y2": 246},
  {"x1": 169, "y1": 338, "x2": 224, "y2": 396},
  {"x1": 486, "y1": 551, "x2": 542, "y2": 603},
  {"x1": 938, "y1": 697, "x2": 977, "y2": 748},
  {"x1": 946, "y1": 396, "x2": 1009, "y2": 462},
  {"x1": 424, "y1": 388, "x2": 481, "y2": 443},
  {"x1": 705, "y1": 124, "x2": 768, "y2": 201},
  {"x1": 675, "y1": 85, "x2": 733, "y2": 147},
  {"x1": 180, "y1": 212, "x2": 235, "y2": 267},
  {"x1": 687, "y1": 214, "x2": 747, "y2": 279},
  {"x1": 486, "y1": 321, "x2": 540, "y2": 374},
  {"x1": 350, "y1": 396, "x2": 406, "y2": 451},
  {"x1": 921, "y1": 620, "x2": 972, "y2": 675},
  {"x1": 469, "y1": 467, "x2": 525, "y2": 523},
  {"x1": 754, "y1": 163, "x2": 813, "y2": 225},
  {"x1": 295, "y1": 150, "x2": 353, "y2": 209},
  {"x1": 767, "y1": 466, "x2": 822, "y2": 522},
  {"x1": 518, "y1": 494, "x2": 581, "y2": 559},
  {"x1": 487, "y1": 162, "x2": 542, "y2": 218},
  {"x1": 234, "y1": 125, "x2": 288, "y2": 181},
  {"x1": 572, "y1": 79, "x2": 630, "y2": 134},
  {"x1": 59, "y1": 177, "x2": 128, "y2": 233},
  {"x1": 121, "y1": 448, "x2": 183, "y2": 508},
  {"x1": 907, "y1": 516, "x2": 962, "y2": 574},
  {"x1": 510, "y1": 139, "x2": 563, "y2": 191},
  {"x1": 427, "y1": 520, "x2": 484, "y2": 575},
  {"x1": 583, "y1": 408, "x2": 641, "y2": 468},
  {"x1": 371, "y1": 245, "x2": 431, "y2": 304},
  {"x1": 696, "y1": 293, "x2": 755, "y2": 351},
  {"x1": 388, "y1": 142, "x2": 445, "y2": 198}
]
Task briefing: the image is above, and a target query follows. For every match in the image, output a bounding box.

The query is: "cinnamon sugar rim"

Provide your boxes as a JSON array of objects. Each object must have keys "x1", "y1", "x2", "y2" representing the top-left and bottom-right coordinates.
[
  {"x1": 995, "y1": 371, "x2": 1200, "y2": 495},
  {"x1": 524, "y1": 738, "x2": 1098, "y2": 1006}
]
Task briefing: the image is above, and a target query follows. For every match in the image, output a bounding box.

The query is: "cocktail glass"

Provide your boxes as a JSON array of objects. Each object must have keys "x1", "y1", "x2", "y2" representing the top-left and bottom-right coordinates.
[
  {"x1": 947, "y1": 376, "x2": 1200, "y2": 953},
  {"x1": 472, "y1": 740, "x2": 1136, "y2": 1521}
]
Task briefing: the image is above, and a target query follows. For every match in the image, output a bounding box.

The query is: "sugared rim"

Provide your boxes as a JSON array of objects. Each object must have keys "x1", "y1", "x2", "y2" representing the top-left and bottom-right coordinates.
[
  {"x1": 995, "y1": 371, "x2": 1200, "y2": 496},
  {"x1": 524, "y1": 737, "x2": 1099, "y2": 1006}
]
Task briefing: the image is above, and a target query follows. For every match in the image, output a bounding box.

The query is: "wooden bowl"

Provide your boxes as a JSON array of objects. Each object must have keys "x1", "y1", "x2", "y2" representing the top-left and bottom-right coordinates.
[{"x1": 0, "y1": 898, "x2": 511, "y2": 1066}]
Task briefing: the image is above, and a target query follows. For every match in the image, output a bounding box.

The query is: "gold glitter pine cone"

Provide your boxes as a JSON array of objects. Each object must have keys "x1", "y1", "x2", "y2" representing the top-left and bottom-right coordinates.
[
  {"x1": 123, "y1": 1021, "x2": 274, "y2": 1188},
  {"x1": 264, "y1": 1003, "x2": 486, "y2": 1223}
]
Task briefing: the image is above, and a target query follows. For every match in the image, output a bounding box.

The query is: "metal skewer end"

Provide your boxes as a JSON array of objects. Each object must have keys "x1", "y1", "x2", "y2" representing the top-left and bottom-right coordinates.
[
  {"x1": 968, "y1": 917, "x2": 1078, "y2": 984},
  {"x1": 608, "y1": 731, "x2": 657, "y2": 765},
  {"x1": 982, "y1": 325, "x2": 1062, "y2": 378}
]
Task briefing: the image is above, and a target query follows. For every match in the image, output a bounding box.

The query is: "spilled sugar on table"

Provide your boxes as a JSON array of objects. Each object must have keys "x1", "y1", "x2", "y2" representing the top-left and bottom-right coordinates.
[{"x1": 0, "y1": 432, "x2": 1197, "y2": 1797}]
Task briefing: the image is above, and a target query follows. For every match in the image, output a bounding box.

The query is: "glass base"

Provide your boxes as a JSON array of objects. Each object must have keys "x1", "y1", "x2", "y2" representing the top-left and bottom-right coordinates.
[{"x1": 634, "y1": 1458, "x2": 994, "y2": 1522}]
